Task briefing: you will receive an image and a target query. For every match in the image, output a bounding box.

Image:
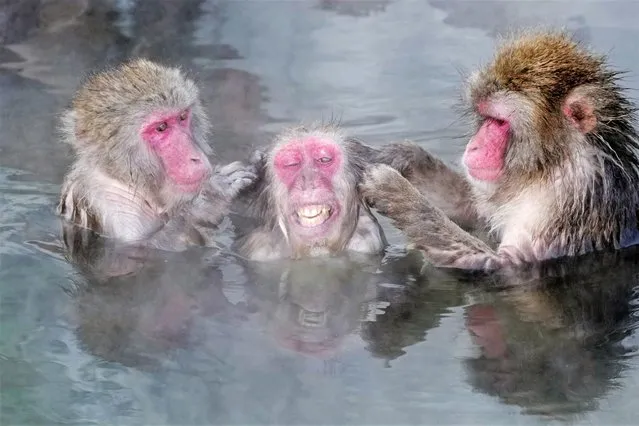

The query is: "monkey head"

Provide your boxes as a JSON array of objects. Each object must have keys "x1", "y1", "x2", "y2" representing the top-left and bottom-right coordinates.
[
  {"x1": 266, "y1": 126, "x2": 365, "y2": 256},
  {"x1": 61, "y1": 59, "x2": 213, "y2": 209},
  {"x1": 462, "y1": 31, "x2": 637, "y2": 193}
]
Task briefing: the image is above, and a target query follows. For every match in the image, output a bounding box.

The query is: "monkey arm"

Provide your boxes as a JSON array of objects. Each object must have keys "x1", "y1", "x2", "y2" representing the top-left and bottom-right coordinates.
[
  {"x1": 374, "y1": 141, "x2": 479, "y2": 230},
  {"x1": 360, "y1": 164, "x2": 532, "y2": 272},
  {"x1": 344, "y1": 137, "x2": 382, "y2": 163}
]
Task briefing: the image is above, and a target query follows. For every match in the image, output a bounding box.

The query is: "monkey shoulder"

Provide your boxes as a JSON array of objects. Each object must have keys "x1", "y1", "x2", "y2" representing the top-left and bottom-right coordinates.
[{"x1": 346, "y1": 208, "x2": 387, "y2": 255}]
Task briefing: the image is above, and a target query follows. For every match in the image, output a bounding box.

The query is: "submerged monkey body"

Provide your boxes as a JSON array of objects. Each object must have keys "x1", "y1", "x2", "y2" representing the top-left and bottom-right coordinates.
[
  {"x1": 362, "y1": 31, "x2": 639, "y2": 271},
  {"x1": 58, "y1": 59, "x2": 257, "y2": 250}
]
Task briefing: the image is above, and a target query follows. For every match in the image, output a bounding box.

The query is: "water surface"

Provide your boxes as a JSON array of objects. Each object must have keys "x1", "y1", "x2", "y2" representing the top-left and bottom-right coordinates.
[{"x1": 2, "y1": 0, "x2": 639, "y2": 424}]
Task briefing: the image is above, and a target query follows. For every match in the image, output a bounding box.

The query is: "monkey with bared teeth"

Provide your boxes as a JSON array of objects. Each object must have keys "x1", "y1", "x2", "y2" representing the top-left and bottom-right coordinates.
[{"x1": 236, "y1": 124, "x2": 387, "y2": 261}]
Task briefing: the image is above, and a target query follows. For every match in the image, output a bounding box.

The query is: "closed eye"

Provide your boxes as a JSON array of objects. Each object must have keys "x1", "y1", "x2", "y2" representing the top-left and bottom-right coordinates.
[
  {"x1": 285, "y1": 162, "x2": 301, "y2": 168},
  {"x1": 318, "y1": 157, "x2": 332, "y2": 164},
  {"x1": 156, "y1": 122, "x2": 168, "y2": 132}
]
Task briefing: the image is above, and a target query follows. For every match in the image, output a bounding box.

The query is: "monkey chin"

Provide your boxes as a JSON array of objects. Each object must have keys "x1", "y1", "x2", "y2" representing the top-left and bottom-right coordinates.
[
  {"x1": 465, "y1": 166, "x2": 503, "y2": 183},
  {"x1": 289, "y1": 203, "x2": 340, "y2": 239},
  {"x1": 171, "y1": 176, "x2": 207, "y2": 195}
]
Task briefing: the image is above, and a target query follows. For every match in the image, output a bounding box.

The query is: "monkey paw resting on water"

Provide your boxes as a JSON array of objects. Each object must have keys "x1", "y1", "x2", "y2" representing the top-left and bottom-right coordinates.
[
  {"x1": 57, "y1": 59, "x2": 259, "y2": 250},
  {"x1": 361, "y1": 30, "x2": 639, "y2": 271},
  {"x1": 236, "y1": 124, "x2": 387, "y2": 261}
]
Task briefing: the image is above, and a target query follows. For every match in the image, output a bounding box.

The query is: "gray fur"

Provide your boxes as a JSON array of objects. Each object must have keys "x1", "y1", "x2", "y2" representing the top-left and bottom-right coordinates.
[
  {"x1": 57, "y1": 58, "x2": 259, "y2": 251},
  {"x1": 235, "y1": 124, "x2": 387, "y2": 261}
]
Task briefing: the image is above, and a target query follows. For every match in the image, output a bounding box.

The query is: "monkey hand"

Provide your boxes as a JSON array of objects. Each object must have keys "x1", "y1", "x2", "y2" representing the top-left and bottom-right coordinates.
[
  {"x1": 248, "y1": 149, "x2": 267, "y2": 171},
  {"x1": 374, "y1": 141, "x2": 437, "y2": 177},
  {"x1": 359, "y1": 164, "x2": 426, "y2": 219},
  {"x1": 212, "y1": 160, "x2": 261, "y2": 199}
]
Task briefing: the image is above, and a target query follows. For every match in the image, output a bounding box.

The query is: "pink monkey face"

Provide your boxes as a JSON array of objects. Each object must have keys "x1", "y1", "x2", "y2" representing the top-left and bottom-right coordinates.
[
  {"x1": 463, "y1": 118, "x2": 510, "y2": 182},
  {"x1": 463, "y1": 100, "x2": 511, "y2": 183},
  {"x1": 273, "y1": 137, "x2": 344, "y2": 239},
  {"x1": 141, "y1": 108, "x2": 211, "y2": 193}
]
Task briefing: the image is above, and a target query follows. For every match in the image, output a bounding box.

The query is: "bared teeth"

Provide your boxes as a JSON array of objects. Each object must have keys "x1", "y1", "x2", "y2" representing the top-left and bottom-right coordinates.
[
  {"x1": 296, "y1": 205, "x2": 332, "y2": 227},
  {"x1": 299, "y1": 310, "x2": 326, "y2": 327}
]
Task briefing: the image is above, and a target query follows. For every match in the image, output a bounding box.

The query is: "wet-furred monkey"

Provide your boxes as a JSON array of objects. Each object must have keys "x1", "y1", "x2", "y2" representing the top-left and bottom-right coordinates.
[
  {"x1": 236, "y1": 125, "x2": 387, "y2": 261},
  {"x1": 57, "y1": 59, "x2": 258, "y2": 250},
  {"x1": 361, "y1": 31, "x2": 639, "y2": 271}
]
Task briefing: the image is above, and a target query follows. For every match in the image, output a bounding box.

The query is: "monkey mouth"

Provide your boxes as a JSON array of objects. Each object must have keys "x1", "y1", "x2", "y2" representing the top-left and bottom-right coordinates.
[
  {"x1": 298, "y1": 309, "x2": 327, "y2": 328},
  {"x1": 294, "y1": 204, "x2": 334, "y2": 227}
]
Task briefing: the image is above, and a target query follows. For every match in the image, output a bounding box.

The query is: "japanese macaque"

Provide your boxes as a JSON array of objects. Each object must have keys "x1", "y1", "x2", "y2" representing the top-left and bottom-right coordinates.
[
  {"x1": 361, "y1": 31, "x2": 639, "y2": 271},
  {"x1": 57, "y1": 59, "x2": 258, "y2": 250},
  {"x1": 236, "y1": 125, "x2": 387, "y2": 261}
]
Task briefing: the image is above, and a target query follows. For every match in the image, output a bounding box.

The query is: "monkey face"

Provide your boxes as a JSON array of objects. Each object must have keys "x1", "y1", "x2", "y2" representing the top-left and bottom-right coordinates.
[
  {"x1": 271, "y1": 136, "x2": 359, "y2": 251},
  {"x1": 140, "y1": 107, "x2": 212, "y2": 194},
  {"x1": 461, "y1": 32, "x2": 620, "y2": 186}
]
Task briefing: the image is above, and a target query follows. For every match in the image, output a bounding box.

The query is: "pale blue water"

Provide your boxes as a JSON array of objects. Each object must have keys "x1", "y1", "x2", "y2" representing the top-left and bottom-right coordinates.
[{"x1": 2, "y1": 1, "x2": 639, "y2": 424}]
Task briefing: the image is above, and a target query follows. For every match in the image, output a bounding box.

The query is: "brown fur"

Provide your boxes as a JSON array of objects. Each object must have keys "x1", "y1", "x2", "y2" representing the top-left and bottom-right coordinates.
[{"x1": 362, "y1": 30, "x2": 639, "y2": 271}]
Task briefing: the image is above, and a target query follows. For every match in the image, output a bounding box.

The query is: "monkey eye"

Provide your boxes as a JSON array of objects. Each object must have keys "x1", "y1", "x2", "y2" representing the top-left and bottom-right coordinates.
[
  {"x1": 318, "y1": 157, "x2": 332, "y2": 164},
  {"x1": 285, "y1": 162, "x2": 301, "y2": 168},
  {"x1": 156, "y1": 122, "x2": 168, "y2": 132},
  {"x1": 178, "y1": 111, "x2": 188, "y2": 121}
]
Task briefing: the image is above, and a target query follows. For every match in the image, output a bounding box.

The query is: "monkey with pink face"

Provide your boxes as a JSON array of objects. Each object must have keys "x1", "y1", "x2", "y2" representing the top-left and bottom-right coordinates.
[
  {"x1": 236, "y1": 124, "x2": 387, "y2": 261},
  {"x1": 58, "y1": 59, "x2": 258, "y2": 251},
  {"x1": 361, "y1": 31, "x2": 639, "y2": 271}
]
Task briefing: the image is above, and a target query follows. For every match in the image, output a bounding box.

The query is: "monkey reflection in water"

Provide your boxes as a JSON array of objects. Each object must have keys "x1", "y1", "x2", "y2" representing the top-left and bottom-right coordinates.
[
  {"x1": 464, "y1": 249, "x2": 639, "y2": 417},
  {"x1": 65, "y1": 220, "x2": 423, "y2": 366},
  {"x1": 65, "y1": 224, "x2": 245, "y2": 369},
  {"x1": 241, "y1": 255, "x2": 409, "y2": 359}
]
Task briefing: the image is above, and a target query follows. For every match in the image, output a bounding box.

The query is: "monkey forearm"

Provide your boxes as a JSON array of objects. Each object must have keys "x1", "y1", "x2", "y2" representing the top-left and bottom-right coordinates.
[
  {"x1": 397, "y1": 205, "x2": 536, "y2": 271},
  {"x1": 387, "y1": 194, "x2": 501, "y2": 271},
  {"x1": 375, "y1": 141, "x2": 478, "y2": 229},
  {"x1": 361, "y1": 164, "x2": 534, "y2": 271}
]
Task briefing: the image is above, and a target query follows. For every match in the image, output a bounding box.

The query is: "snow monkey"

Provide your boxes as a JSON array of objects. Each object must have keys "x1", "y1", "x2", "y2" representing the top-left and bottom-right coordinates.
[
  {"x1": 361, "y1": 31, "x2": 639, "y2": 271},
  {"x1": 236, "y1": 125, "x2": 387, "y2": 261},
  {"x1": 57, "y1": 59, "x2": 258, "y2": 250}
]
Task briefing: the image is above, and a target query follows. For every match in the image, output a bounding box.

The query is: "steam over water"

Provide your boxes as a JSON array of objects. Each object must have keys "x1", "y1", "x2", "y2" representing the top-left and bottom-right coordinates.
[{"x1": 2, "y1": 1, "x2": 639, "y2": 424}]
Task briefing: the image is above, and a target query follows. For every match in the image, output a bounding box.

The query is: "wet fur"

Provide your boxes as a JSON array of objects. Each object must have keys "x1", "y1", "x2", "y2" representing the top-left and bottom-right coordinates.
[
  {"x1": 236, "y1": 124, "x2": 387, "y2": 261},
  {"x1": 57, "y1": 59, "x2": 258, "y2": 249},
  {"x1": 362, "y1": 30, "x2": 639, "y2": 271}
]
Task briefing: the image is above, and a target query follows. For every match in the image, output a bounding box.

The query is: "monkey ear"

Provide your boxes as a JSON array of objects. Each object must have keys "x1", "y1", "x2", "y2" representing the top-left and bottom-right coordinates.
[{"x1": 562, "y1": 89, "x2": 598, "y2": 134}]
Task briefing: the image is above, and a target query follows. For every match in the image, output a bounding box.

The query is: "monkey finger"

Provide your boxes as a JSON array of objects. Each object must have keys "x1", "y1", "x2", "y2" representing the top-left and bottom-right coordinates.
[
  {"x1": 249, "y1": 149, "x2": 267, "y2": 166},
  {"x1": 216, "y1": 161, "x2": 251, "y2": 177}
]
